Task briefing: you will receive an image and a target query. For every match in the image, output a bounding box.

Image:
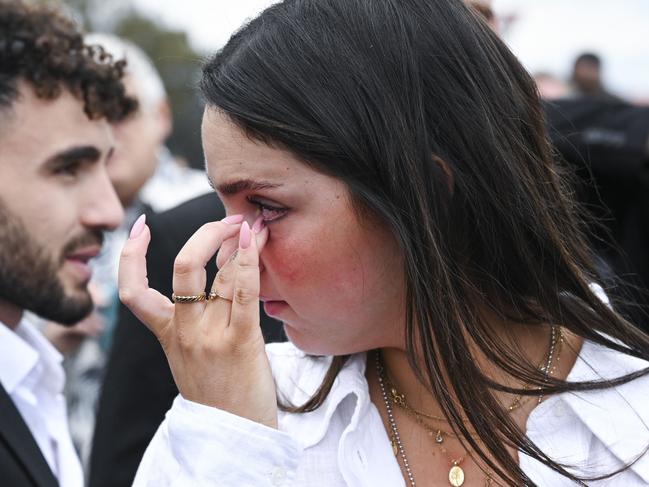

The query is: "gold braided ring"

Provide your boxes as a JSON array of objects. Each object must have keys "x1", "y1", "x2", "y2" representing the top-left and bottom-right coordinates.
[
  {"x1": 207, "y1": 291, "x2": 232, "y2": 302},
  {"x1": 172, "y1": 292, "x2": 206, "y2": 303}
]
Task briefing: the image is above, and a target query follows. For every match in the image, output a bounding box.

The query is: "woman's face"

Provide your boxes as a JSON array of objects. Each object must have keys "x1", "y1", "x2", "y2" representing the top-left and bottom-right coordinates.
[{"x1": 202, "y1": 109, "x2": 406, "y2": 355}]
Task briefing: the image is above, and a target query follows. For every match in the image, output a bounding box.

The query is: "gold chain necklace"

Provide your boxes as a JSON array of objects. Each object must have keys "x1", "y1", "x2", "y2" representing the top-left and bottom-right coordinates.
[
  {"x1": 385, "y1": 326, "x2": 563, "y2": 424},
  {"x1": 376, "y1": 326, "x2": 563, "y2": 487}
]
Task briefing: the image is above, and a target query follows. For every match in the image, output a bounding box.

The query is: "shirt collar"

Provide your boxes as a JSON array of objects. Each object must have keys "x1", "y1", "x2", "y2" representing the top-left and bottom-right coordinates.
[
  {"x1": 280, "y1": 352, "x2": 370, "y2": 450},
  {"x1": 283, "y1": 341, "x2": 649, "y2": 482},
  {"x1": 561, "y1": 339, "x2": 649, "y2": 483},
  {"x1": 0, "y1": 318, "x2": 64, "y2": 396}
]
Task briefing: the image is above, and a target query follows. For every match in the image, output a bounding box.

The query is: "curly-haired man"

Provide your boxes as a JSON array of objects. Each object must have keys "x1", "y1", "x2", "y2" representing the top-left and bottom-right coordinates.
[{"x1": 0, "y1": 1, "x2": 136, "y2": 485}]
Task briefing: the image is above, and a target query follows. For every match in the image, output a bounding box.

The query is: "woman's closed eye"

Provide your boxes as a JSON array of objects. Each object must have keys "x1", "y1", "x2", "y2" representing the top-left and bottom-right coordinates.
[{"x1": 247, "y1": 196, "x2": 288, "y2": 223}]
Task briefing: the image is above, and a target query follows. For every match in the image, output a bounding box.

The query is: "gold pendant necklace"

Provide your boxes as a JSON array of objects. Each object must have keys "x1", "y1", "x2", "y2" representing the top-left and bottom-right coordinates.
[
  {"x1": 375, "y1": 326, "x2": 563, "y2": 486},
  {"x1": 449, "y1": 461, "x2": 465, "y2": 487},
  {"x1": 378, "y1": 352, "x2": 469, "y2": 486}
]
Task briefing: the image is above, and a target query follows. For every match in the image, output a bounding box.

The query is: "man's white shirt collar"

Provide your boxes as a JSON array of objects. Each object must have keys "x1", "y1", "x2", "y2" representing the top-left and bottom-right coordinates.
[
  {"x1": 0, "y1": 316, "x2": 65, "y2": 396},
  {"x1": 0, "y1": 316, "x2": 83, "y2": 486}
]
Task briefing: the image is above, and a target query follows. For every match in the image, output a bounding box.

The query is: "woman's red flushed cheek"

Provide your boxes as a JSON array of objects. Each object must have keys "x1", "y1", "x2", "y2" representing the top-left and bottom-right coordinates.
[
  {"x1": 263, "y1": 240, "x2": 319, "y2": 284},
  {"x1": 267, "y1": 255, "x2": 307, "y2": 284}
]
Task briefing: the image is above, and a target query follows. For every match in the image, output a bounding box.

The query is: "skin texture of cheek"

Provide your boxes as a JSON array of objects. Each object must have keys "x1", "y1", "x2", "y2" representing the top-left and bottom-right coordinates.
[
  {"x1": 263, "y1": 230, "x2": 366, "y2": 308},
  {"x1": 267, "y1": 213, "x2": 407, "y2": 354},
  {"x1": 266, "y1": 239, "x2": 313, "y2": 284},
  {"x1": 8, "y1": 201, "x2": 65, "y2": 265}
]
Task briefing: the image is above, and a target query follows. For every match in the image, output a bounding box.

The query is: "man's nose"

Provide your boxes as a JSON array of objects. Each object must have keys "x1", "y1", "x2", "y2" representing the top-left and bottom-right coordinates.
[{"x1": 80, "y1": 172, "x2": 124, "y2": 231}]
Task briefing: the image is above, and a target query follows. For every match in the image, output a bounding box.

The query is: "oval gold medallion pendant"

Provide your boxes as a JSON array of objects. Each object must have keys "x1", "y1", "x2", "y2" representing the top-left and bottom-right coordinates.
[{"x1": 449, "y1": 464, "x2": 465, "y2": 486}]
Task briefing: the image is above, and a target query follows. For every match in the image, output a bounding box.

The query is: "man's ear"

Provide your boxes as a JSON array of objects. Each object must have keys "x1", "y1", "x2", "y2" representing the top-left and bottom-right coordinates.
[{"x1": 431, "y1": 154, "x2": 455, "y2": 195}]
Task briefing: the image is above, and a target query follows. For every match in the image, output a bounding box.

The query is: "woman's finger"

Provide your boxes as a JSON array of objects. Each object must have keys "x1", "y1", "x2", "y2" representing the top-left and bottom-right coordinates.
[
  {"x1": 172, "y1": 217, "x2": 243, "y2": 328},
  {"x1": 228, "y1": 221, "x2": 265, "y2": 336},
  {"x1": 205, "y1": 217, "x2": 268, "y2": 324},
  {"x1": 252, "y1": 218, "x2": 269, "y2": 262},
  {"x1": 211, "y1": 249, "x2": 238, "y2": 300},
  {"x1": 202, "y1": 249, "x2": 237, "y2": 328},
  {"x1": 215, "y1": 231, "x2": 239, "y2": 269},
  {"x1": 118, "y1": 219, "x2": 173, "y2": 336}
]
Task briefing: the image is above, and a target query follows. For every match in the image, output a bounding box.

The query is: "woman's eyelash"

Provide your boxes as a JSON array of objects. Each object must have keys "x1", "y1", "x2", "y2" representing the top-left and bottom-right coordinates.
[{"x1": 248, "y1": 197, "x2": 288, "y2": 222}]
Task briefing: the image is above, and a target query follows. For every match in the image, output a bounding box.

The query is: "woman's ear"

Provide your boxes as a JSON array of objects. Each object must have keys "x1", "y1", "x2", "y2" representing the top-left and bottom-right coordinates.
[{"x1": 431, "y1": 154, "x2": 455, "y2": 195}]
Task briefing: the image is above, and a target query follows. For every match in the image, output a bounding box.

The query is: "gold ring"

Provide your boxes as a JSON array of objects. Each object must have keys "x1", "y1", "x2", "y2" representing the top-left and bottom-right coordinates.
[
  {"x1": 172, "y1": 292, "x2": 206, "y2": 303},
  {"x1": 207, "y1": 291, "x2": 232, "y2": 302}
]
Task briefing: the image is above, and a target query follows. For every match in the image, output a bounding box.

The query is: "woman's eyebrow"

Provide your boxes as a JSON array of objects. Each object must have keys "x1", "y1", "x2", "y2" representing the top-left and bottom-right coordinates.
[{"x1": 207, "y1": 176, "x2": 283, "y2": 195}]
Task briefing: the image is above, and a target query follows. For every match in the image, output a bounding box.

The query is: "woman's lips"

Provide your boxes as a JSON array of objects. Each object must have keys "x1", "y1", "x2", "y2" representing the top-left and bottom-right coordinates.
[{"x1": 262, "y1": 300, "x2": 288, "y2": 317}]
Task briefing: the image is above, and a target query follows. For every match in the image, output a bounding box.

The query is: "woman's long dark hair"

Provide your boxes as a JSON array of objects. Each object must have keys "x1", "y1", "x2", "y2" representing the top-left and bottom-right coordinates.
[{"x1": 200, "y1": 0, "x2": 649, "y2": 484}]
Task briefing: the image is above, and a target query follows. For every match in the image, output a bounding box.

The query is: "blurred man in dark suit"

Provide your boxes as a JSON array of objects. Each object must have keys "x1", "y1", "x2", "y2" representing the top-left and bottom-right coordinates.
[
  {"x1": 544, "y1": 96, "x2": 649, "y2": 331},
  {"x1": 89, "y1": 192, "x2": 286, "y2": 487}
]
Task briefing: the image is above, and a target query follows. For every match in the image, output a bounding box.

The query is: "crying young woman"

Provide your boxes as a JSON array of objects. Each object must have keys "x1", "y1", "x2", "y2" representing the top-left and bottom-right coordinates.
[{"x1": 119, "y1": 0, "x2": 649, "y2": 485}]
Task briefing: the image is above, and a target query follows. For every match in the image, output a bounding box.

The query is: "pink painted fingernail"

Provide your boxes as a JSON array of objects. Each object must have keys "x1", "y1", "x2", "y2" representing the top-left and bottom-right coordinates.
[
  {"x1": 239, "y1": 221, "x2": 252, "y2": 249},
  {"x1": 252, "y1": 215, "x2": 265, "y2": 233},
  {"x1": 222, "y1": 214, "x2": 244, "y2": 224},
  {"x1": 129, "y1": 214, "x2": 146, "y2": 239}
]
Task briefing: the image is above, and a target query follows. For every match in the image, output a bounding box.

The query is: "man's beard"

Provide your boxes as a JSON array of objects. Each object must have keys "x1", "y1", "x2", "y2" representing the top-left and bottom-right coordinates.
[{"x1": 0, "y1": 202, "x2": 103, "y2": 325}]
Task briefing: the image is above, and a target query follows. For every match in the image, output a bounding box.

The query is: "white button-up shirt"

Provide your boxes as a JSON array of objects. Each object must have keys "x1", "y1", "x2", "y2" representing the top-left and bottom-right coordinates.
[
  {"x1": 134, "y1": 340, "x2": 649, "y2": 486},
  {"x1": 0, "y1": 318, "x2": 84, "y2": 487}
]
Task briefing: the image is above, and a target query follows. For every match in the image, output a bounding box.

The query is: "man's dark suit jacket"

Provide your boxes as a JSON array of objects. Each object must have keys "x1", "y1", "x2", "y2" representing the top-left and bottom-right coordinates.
[
  {"x1": 0, "y1": 383, "x2": 59, "y2": 487},
  {"x1": 544, "y1": 97, "x2": 649, "y2": 331},
  {"x1": 88, "y1": 193, "x2": 286, "y2": 487}
]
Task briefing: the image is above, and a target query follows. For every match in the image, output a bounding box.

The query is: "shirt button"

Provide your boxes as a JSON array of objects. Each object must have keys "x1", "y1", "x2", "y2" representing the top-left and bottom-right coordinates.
[
  {"x1": 553, "y1": 402, "x2": 566, "y2": 417},
  {"x1": 270, "y1": 467, "x2": 287, "y2": 486}
]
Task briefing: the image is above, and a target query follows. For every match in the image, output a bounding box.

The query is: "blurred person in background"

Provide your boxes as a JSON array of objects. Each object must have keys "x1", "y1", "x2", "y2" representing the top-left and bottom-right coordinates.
[
  {"x1": 87, "y1": 34, "x2": 211, "y2": 213},
  {"x1": 41, "y1": 33, "x2": 211, "y2": 464},
  {"x1": 533, "y1": 72, "x2": 568, "y2": 101},
  {"x1": 88, "y1": 192, "x2": 286, "y2": 487},
  {"x1": 0, "y1": 1, "x2": 135, "y2": 485},
  {"x1": 544, "y1": 94, "x2": 649, "y2": 332},
  {"x1": 471, "y1": 2, "x2": 649, "y2": 332},
  {"x1": 570, "y1": 52, "x2": 621, "y2": 101},
  {"x1": 467, "y1": 0, "x2": 498, "y2": 32},
  {"x1": 85, "y1": 39, "x2": 282, "y2": 484}
]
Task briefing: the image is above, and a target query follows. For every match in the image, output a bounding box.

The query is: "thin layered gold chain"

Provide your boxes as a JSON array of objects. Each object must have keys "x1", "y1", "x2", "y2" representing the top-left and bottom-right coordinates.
[
  {"x1": 377, "y1": 325, "x2": 564, "y2": 487},
  {"x1": 383, "y1": 326, "x2": 563, "y2": 422}
]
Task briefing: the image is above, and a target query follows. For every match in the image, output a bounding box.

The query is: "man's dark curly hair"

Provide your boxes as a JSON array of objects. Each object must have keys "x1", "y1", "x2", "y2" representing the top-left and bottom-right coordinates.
[{"x1": 0, "y1": 0, "x2": 137, "y2": 122}]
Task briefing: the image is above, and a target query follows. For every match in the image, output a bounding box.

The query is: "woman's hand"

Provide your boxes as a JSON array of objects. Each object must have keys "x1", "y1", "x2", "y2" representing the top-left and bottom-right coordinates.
[{"x1": 118, "y1": 214, "x2": 278, "y2": 428}]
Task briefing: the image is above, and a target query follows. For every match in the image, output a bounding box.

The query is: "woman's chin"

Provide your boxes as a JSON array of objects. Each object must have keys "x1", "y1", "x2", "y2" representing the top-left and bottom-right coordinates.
[{"x1": 281, "y1": 325, "x2": 344, "y2": 357}]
